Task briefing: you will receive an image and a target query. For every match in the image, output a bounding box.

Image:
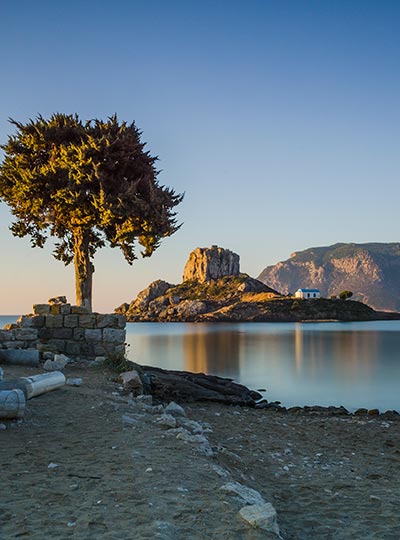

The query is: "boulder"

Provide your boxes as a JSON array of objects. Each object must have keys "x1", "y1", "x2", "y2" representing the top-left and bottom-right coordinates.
[
  {"x1": 239, "y1": 503, "x2": 280, "y2": 535},
  {"x1": 119, "y1": 370, "x2": 143, "y2": 396},
  {"x1": 183, "y1": 246, "x2": 240, "y2": 282},
  {"x1": 43, "y1": 354, "x2": 70, "y2": 371}
]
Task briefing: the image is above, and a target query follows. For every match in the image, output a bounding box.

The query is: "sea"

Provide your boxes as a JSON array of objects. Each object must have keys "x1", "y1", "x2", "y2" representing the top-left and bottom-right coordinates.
[{"x1": 1, "y1": 316, "x2": 400, "y2": 412}]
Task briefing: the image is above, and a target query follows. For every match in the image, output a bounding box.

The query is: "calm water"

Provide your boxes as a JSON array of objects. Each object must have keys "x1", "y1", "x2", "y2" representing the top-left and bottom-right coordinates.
[{"x1": 2, "y1": 316, "x2": 400, "y2": 411}]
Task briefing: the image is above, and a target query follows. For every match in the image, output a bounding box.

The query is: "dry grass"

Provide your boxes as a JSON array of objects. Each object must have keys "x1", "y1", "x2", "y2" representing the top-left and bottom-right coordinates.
[{"x1": 241, "y1": 292, "x2": 279, "y2": 302}]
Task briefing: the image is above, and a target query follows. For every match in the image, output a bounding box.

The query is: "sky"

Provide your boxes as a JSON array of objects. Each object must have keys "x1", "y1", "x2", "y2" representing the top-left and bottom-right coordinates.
[{"x1": 0, "y1": 0, "x2": 399, "y2": 314}]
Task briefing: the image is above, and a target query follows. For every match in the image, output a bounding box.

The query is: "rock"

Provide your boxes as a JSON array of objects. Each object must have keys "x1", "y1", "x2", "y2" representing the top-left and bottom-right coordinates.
[
  {"x1": 48, "y1": 296, "x2": 67, "y2": 304},
  {"x1": 66, "y1": 378, "x2": 82, "y2": 387},
  {"x1": 131, "y1": 280, "x2": 173, "y2": 311},
  {"x1": 43, "y1": 354, "x2": 70, "y2": 371},
  {"x1": 47, "y1": 462, "x2": 59, "y2": 469},
  {"x1": 183, "y1": 246, "x2": 240, "y2": 282},
  {"x1": 178, "y1": 418, "x2": 203, "y2": 434},
  {"x1": 368, "y1": 408, "x2": 380, "y2": 416},
  {"x1": 0, "y1": 423, "x2": 6, "y2": 430},
  {"x1": 165, "y1": 401, "x2": 186, "y2": 417},
  {"x1": 238, "y1": 503, "x2": 280, "y2": 535},
  {"x1": 136, "y1": 394, "x2": 153, "y2": 406},
  {"x1": 119, "y1": 370, "x2": 143, "y2": 396},
  {"x1": 121, "y1": 414, "x2": 138, "y2": 425},
  {"x1": 155, "y1": 414, "x2": 177, "y2": 428},
  {"x1": 175, "y1": 430, "x2": 213, "y2": 455},
  {"x1": 220, "y1": 481, "x2": 265, "y2": 506}
]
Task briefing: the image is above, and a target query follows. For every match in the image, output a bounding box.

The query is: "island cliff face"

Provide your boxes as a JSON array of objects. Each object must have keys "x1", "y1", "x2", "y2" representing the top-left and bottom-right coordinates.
[
  {"x1": 258, "y1": 243, "x2": 400, "y2": 312},
  {"x1": 116, "y1": 245, "x2": 398, "y2": 322}
]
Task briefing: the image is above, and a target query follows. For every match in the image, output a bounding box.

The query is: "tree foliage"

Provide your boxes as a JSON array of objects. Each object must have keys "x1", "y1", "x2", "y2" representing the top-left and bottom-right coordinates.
[
  {"x1": 0, "y1": 113, "x2": 183, "y2": 307},
  {"x1": 339, "y1": 290, "x2": 353, "y2": 300}
]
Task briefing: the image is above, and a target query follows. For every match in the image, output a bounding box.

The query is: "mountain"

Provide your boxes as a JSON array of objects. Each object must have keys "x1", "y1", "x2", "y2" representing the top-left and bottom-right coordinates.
[
  {"x1": 257, "y1": 243, "x2": 400, "y2": 311},
  {"x1": 116, "y1": 245, "x2": 399, "y2": 322}
]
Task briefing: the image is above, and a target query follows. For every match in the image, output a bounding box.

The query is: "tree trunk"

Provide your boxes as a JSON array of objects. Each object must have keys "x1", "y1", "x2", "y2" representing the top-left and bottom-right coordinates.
[{"x1": 73, "y1": 230, "x2": 94, "y2": 311}]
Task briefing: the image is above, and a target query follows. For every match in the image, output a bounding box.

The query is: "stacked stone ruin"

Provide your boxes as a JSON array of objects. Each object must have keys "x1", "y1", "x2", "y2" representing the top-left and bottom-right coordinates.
[{"x1": 0, "y1": 298, "x2": 126, "y2": 361}]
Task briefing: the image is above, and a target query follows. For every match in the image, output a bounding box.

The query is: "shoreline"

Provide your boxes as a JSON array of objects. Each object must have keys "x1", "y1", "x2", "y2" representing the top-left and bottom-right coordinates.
[{"x1": 1, "y1": 362, "x2": 400, "y2": 539}]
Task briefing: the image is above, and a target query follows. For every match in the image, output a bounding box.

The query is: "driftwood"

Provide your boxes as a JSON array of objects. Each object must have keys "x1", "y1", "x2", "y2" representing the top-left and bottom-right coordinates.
[
  {"x1": 136, "y1": 364, "x2": 262, "y2": 406},
  {"x1": 0, "y1": 389, "x2": 26, "y2": 419},
  {"x1": 0, "y1": 372, "x2": 65, "y2": 399}
]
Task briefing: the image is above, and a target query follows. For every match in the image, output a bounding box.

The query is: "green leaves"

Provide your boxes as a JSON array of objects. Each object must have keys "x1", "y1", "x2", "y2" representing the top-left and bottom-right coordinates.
[{"x1": 0, "y1": 113, "x2": 183, "y2": 268}]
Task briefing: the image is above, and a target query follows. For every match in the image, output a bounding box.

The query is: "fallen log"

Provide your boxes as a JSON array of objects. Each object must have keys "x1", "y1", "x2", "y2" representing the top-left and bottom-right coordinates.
[
  {"x1": 135, "y1": 364, "x2": 262, "y2": 406},
  {"x1": 0, "y1": 389, "x2": 26, "y2": 419},
  {"x1": 0, "y1": 371, "x2": 65, "y2": 399}
]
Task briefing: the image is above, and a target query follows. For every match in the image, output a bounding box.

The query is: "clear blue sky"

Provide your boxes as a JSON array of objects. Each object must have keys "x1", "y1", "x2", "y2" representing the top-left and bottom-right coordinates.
[{"x1": 0, "y1": 0, "x2": 399, "y2": 314}]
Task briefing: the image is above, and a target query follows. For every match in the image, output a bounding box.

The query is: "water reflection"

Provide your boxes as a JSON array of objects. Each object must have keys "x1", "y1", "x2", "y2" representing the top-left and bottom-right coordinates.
[
  {"x1": 127, "y1": 321, "x2": 400, "y2": 411},
  {"x1": 183, "y1": 330, "x2": 240, "y2": 376}
]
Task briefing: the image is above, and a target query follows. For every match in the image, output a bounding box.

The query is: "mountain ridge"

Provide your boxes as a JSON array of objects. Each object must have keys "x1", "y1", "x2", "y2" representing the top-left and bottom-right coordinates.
[{"x1": 258, "y1": 242, "x2": 400, "y2": 311}]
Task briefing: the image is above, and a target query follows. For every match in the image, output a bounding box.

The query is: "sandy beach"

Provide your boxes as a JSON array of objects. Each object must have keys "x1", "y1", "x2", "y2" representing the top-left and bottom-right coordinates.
[{"x1": 1, "y1": 363, "x2": 399, "y2": 540}]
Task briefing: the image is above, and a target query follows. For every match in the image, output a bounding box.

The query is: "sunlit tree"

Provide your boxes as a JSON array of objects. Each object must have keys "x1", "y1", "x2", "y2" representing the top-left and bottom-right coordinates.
[{"x1": 0, "y1": 114, "x2": 183, "y2": 311}]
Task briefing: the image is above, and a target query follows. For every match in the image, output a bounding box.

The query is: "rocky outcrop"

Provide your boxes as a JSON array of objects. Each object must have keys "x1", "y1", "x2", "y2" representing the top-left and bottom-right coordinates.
[
  {"x1": 258, "y1": 243, "x2": 400, "y2": 312},
  {"x1": 183, "y1": 246, "x2": 240, "y2": 282},
  {"x1": 116, "y1": 274, "x2": 282, "y2": 322}
]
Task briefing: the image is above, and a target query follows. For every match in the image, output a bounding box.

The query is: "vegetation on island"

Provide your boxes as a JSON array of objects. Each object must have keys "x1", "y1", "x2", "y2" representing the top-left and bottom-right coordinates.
[{"x1": 0, "y1": 114, "x2": 183, "y2": 310}]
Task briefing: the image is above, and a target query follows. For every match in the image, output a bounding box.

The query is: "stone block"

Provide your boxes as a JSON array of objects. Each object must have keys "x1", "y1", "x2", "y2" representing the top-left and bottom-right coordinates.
[
  {"x1": 52, "y1": 328, "x2": 73, "y2": 339},
  {"x1": 0, "y1": 330, "x2": 12, "y2": 341},
  {"x1": 3, "y1": 341, "x2": 25, "y2": 349},
  {"x1": 65, "y1": 341, "x2": 81, "y2": 356},
  {"x1": 85, "y1": 329, "x2": 102, "y2": 341},
  {"x1": 96, "y1": 314, "x2": 116, "y2": 328},
  {"x1": 48, "y1": 295, "x2": 67, "y2": 304},
  {"x1": 73, "y1": 328, "x2": 85, "y2": 340},
  {"x1": 60, "y1": 304, "x2": 71, "y2": 315},
  {"x1": 38, "y1": 327, "x2": 52, "y2": 340},
  {"x1": 71, "y1": 305, "x2": 90, "y2": 314},
  {"x1": 79, "y1": 315, "x2": 96, "y2": 329},
  {"x1": 45, "y1": 315, "x2": 64, "y2": 328},
  {"x1": 50, "y1": 304, "x2": 61, "y2": 315},
  {"x1": 3, "y1": 324, "x2": 17, "y2": 331},
  {"x1": 33, "y1": 304, "x2": 50, "y2": 315},
  {"x1": 37, "y1": 339, "x2": 65, "y2": 354},
  {"x1": 18, "y1": 315, "x2": 45, "y2": 328},
  {"x1": 115, "y1": 314, "x2": 126, "y2": 329},
  {"x1": 103, "y1": 328, "x2": 126, "y2": 343},
  {"x1": 93, "y1": 342, "x2": 106, "y2": 356},
  {"x1": 64, "y1": 314, "x2": 78, "y2": 328},
  {"x1": 104, "y1": 342, "x2": 125, "y2": 356},
  {"x1": 14, "y1": 328, "x2": 38, "y2": 341},
  {"x1": 79, "y1": 342, "x2": 94, "y2": 358}
]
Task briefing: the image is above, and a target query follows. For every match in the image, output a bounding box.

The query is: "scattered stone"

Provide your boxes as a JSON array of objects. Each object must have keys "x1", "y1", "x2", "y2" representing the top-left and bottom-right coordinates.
[
  {"x1": 165, "y1": 401, "x2": 186, "y2": 417},
  {"x1": 155, "y1": 414, "x2": 177, "y2": 429},
  {"x1": 136, "y1": 394, "x2": 153, "y2": 406},
  {"x1": 177, "y1": 418, "x2": 203, "y2": 434},
  {"x1": 220, "y1": 481, "x2": 265, "y2": 506},
  {"x1": 43, "y1": 354, "x2": 70, "y2": 371},
  {"x1": 121, "y1": 414, "x2": 138, "y2": 426},
  {"x1": 48, "y1": 296, "x2": 67, "y2": 304},
  {"x1": 238, "y1": 503, "x2": 280, "y2": 535},
  {"x1": 66, "y1": 378, "x2": 82, "y2": 387},
  {"x1": 119, "y1": 370, "x2": 143, "y2": 396}
]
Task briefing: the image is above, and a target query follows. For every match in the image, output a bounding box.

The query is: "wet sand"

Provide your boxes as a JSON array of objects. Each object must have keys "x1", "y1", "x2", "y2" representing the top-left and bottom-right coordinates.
[{"x1": 1, "y1": 364, "x2": 399, "y2": 540}]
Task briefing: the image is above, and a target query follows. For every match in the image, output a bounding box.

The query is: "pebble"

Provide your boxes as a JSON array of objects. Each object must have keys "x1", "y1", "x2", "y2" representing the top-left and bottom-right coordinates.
[
  {"x1": 48, "y1": 462, "x2": 59, "y2": 469},
  {"x1": 121, "y1": 414, "x2": 138, "y2": 426},
  {"x1": 66, "y1": 378, "x2": 82, "y2": 387},
  {"x1": 165, "y1": 402, "x2": 186, "y2": 417}
]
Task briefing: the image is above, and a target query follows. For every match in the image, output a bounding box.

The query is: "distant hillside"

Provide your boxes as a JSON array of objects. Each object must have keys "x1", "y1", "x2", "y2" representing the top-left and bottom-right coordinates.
[{"x1": 257, "y1": 242, "x2": 400, "y2": 311}]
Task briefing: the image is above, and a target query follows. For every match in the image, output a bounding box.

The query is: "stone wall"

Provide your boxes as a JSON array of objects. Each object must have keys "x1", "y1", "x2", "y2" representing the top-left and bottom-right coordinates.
[{"x1": 0, "y1": 300, "x2": 126, "y2": 361}]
